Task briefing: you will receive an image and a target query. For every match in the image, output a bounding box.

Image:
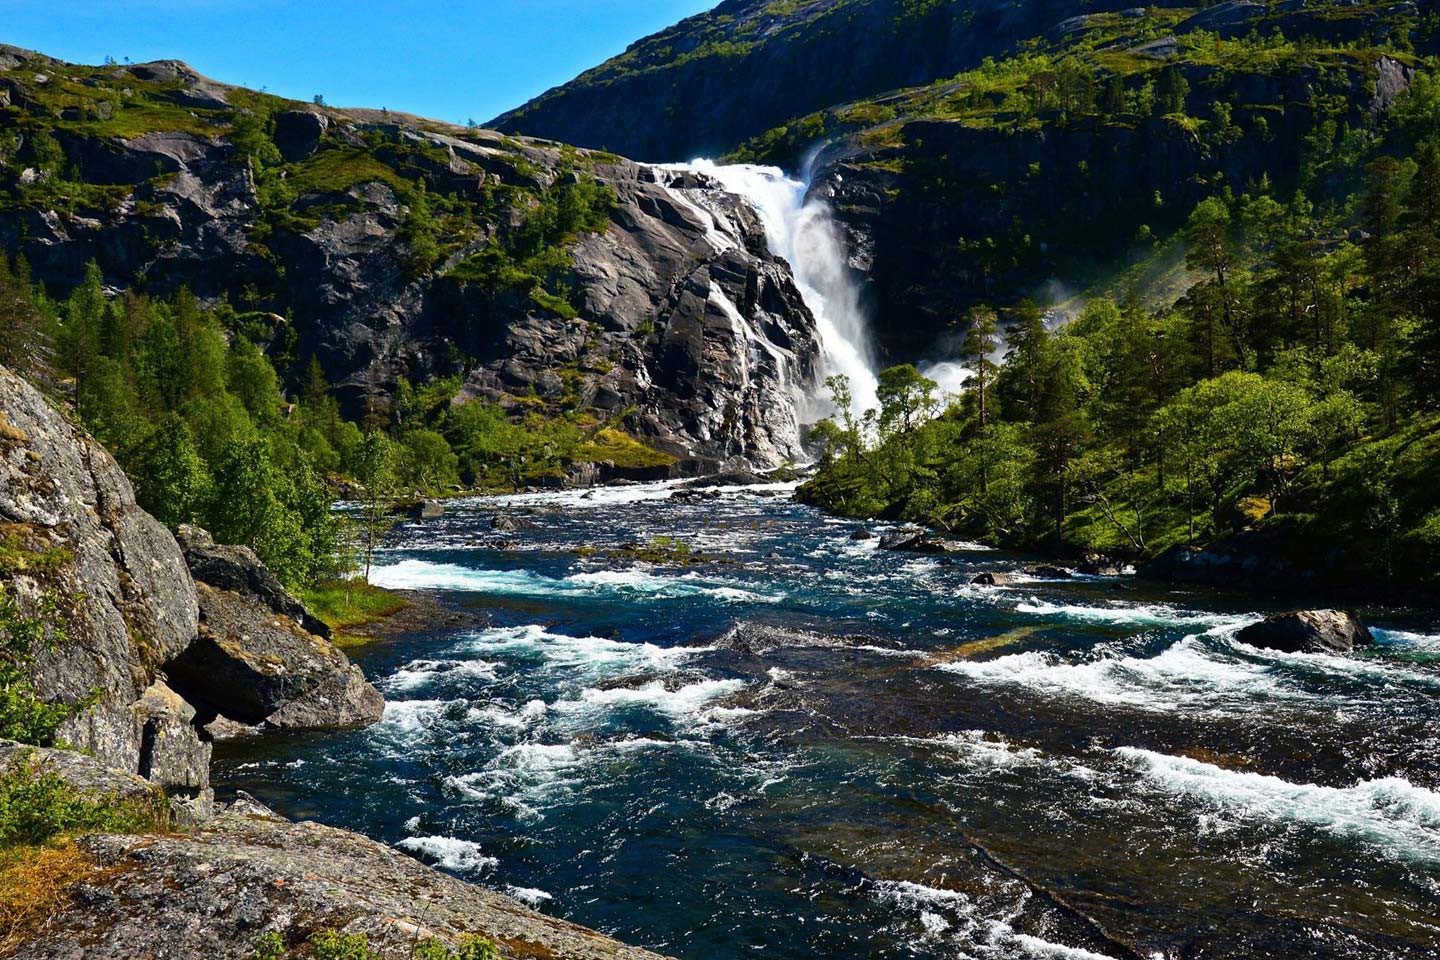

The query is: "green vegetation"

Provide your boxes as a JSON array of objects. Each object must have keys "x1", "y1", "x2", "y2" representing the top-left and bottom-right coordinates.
[
  {"x1": 296, "y1": 579, "x2": 409, "y2": 645},
  {"x1": 0, "y1": 536, "x2": 84, "y2": 748},
  {"x1": 0, "y1": 758, "x2": 169, "y2": 848},
  {"x1": 0, "y1": 753, "x2": 172, "y2": 952},
  {"x1": 251, "y1": 929, "x2": 499, "y2": 960},
  {"x1": 731, "y1": 2, "x2": 1429, "y2": 165},
  {"x1": 804, "y1": 106, "x2": 1440, "y2": 590}
]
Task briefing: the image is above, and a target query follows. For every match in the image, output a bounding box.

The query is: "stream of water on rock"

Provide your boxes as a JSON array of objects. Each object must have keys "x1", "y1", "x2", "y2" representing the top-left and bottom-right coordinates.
[{"x1": 215, "y1": 483, "x2": 1440, "y2": 960}]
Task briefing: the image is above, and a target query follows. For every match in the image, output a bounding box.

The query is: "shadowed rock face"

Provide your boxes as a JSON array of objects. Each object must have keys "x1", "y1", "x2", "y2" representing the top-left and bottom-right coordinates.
[{"x1": 492, "y1": 0, "x2": 1191, "y2": 162}]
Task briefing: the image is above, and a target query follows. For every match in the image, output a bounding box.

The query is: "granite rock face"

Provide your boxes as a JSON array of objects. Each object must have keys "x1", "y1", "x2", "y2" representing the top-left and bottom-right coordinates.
[
  {"x1": 0, "y1": 365, "x2": 384, "y2": 817},
  {"x1": 0, "y1": 366, "x2": 201, "y2": 795}
]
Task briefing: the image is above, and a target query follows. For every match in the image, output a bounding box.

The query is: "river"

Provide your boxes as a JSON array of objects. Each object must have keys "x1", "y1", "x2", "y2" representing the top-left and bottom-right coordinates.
[{"x1": 214, "y1": 481, "x2": 1440, "y2": 960}]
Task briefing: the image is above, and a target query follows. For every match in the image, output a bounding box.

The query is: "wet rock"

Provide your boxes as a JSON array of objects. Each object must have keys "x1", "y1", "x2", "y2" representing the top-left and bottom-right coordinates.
[
  {"x1": 1026, "y1": 565, "x2": 1072, "y2": 580},
  {"x1": 20, "y1": 807, "x2": 673, "y2": 960},
  {"x1": 1076, "y1": 554, "x2": 1131, "y2": 577},
  {"x1": 969, "y1": 572, "x2": 1017, "y2": 586},
  {"x1": 490, "y1": 513, "x2": 531, "y2": 533},
  {"x1": 1235, "y1": 610, "x2": 1374, "y2": 655},
  {"x1": 849, "y1": 526, "x2": 876, "y2": 540},
  {"x1": 679, "y1": 470, "x2": 768, "y2": 489},
  {"x1": 165, "y1": 582, "x2": 384, "y2": 729},
  {"x1": 879, "y1": 529, "x2": 947, "y2": 554}
]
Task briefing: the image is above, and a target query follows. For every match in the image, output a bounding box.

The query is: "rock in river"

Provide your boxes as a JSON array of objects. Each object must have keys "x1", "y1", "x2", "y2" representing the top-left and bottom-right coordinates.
[{"x1": 1235, "y1": 609, "x2": 1374, "y2": 655}]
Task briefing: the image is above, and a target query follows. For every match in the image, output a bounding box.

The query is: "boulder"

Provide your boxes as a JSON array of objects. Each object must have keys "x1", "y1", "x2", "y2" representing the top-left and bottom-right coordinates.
[
  {"x1": 1026, "y1": 565, "x2": 1073, "y2": 580},
  {"x1": 177, "y1": 524, "x2": 331, "y2": 639},
  {"x1": 879, "y1": 529, "x2": 947, "y2": 554},
  {"x1": 272, "y1": 109, "x2": 328, "y2": 162},
  {"x1": 1235, "y1": 610, "x2": 1374, "y2": 655},
  {"x1": 165, "y1": 582, "x2": 383, "y2": 728},
  {"x1": 849, "y1": 525, "x2": 877, "y2": 540},
  {"x1": 969, "y1": 572, "x2": 1017, "y2": 586}
]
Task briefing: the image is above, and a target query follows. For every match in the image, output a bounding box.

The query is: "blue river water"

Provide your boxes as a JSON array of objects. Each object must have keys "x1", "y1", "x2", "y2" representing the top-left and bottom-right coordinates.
[{"x1": 214, "y1": 481, "x2": 1440, "y2": 960}]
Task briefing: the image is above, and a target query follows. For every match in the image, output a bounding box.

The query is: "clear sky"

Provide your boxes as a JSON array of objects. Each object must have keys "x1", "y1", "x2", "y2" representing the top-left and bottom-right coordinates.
[{"x1": 4, "y1": 0, "x2": 714, "y2": 126}]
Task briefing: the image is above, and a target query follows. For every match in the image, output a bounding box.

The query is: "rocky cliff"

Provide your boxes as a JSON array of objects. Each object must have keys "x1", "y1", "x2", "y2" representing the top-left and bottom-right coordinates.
[
  {"x1": 0, "y1": 47, "x2": 819, "y2": 469},
  {"x1": 0, "y1": 365, "x2": 380, "y2": 819}
]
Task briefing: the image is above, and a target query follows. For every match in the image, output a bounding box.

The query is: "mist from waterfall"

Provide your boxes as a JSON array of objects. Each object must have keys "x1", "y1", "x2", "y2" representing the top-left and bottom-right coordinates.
[{"x1": 674, "y1": 159, "x2": 880, "y2": 423}]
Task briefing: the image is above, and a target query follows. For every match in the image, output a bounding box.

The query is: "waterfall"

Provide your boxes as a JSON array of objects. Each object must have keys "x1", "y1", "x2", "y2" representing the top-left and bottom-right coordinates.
[{"x1": 668, "y1": 159, "x2": 880, "y2": 423}]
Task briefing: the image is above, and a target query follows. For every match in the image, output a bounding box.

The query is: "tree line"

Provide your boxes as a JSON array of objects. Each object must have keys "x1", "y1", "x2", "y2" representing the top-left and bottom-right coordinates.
[{"x1": 801, "y1": 103, "x2": 1440, "y2": 589}]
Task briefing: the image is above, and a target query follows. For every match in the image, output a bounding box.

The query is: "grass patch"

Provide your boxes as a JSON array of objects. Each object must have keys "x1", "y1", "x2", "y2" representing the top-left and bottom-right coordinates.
[
  {"x1": 574, "y1": 427, "x2": 677, "y2": 469},
  {"x1": 298, "y1": 578, "x2": 410, "y2": 644},
  {"x1": 0, "y1": 756, "x2": 172, "y2": 951}
]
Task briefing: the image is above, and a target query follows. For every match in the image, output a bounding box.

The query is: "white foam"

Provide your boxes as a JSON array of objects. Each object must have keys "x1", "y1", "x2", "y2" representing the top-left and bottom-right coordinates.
[
  {"x1": 506, "y1": 885, "x2": 553, "y2": 906},
  {"x1": 387, "y1": 658, "x2": 501, "y2": 692},
  {"x1": 1117, "y1": 747, "x2": 1440, "y2": 864},
  {"x1": 370, "y1": 559, "x2": 782, "y2": 604},
  {"x1": 551, "y1": 678, "x2": 747, "y2": 725},
  {"x1": 1015, "y1": 598, "x2": 1251, "y2": 629},
  {"x1": 872, "y1": 879, "x2": 1119, "y2": 958},
  {"x1": 463, "y1": 624, "x2": 700, "y2": 679},
  {"x1": 935, "y1": 633, "x2": 1302, "y2": 713},
  {"x1": 1369, "y1": 628, "x2": 1440, "y2": 652},
  {"x1": 395, "y1": 835, "x2": 498, "y2": 873}
]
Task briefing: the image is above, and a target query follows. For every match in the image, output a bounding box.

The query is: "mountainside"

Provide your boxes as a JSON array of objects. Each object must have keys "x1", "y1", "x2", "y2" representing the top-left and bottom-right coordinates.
[
  {"x1": 0, "y1": 47, "x2": 818, "y2": 469},
  {"x1": 498, "y1": 1, "x2": 1433, "y2": 362},
  {"x1": 492, "y1": 0, "x2": 1195, "y2": 161}
]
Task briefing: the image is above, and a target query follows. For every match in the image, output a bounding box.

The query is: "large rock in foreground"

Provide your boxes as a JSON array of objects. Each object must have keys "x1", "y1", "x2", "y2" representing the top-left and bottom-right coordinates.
[
  {"x1": 167, "y1": 527, "x2": 384, "y2": 729},
  {"x1": 1235, "y1": 610, "x2": 1374, "y2": 655},
  {"x1": 16, "y1": 803, "x2": 672, "y2": 960},
  {"x1": 0, "y1": 367, "x2": 205, "y2": 810}
]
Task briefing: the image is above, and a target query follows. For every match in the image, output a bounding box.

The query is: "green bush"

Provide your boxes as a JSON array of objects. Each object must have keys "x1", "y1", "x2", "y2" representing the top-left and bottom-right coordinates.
[
  {"x1": 0, "y1": 760, "x2": 168, "y2": 848},
  {"x1": 0, "y1": 587, "x2": 79, "y2": 747}
]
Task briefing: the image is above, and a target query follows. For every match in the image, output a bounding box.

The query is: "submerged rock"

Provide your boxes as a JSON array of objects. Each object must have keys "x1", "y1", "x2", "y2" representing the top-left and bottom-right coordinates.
[{"x1": 1235, "y1": 610, "x2": 1374, "y2": 655}]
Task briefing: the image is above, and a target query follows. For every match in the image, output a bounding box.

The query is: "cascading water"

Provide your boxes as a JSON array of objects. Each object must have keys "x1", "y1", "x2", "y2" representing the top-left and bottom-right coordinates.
[{"x1": 667, "y1": 159, "x2": 881, "y2": 422}]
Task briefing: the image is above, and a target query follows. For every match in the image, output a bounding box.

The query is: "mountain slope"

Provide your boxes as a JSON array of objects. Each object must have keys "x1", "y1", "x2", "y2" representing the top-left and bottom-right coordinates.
[
  {"x1": 492, "y1": 0, "x2": 1196, "y2": 161},
  {"x1": 0, "y1": 46, "x2": 819, "y2": 468}
]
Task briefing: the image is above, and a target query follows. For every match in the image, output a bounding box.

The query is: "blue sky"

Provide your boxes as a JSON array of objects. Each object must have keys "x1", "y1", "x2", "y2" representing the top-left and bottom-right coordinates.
[{"x1": 5, "y1": 0, "x2": 714, "y2": 125}]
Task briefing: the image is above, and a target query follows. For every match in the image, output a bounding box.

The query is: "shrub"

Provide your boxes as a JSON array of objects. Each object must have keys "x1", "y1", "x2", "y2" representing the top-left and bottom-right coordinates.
[
  {"x1": 0, "y1": 587, "x2": 79, "y2": 747},
  {"x1": 0, "y1": 760, "x2": 168, "y2": 848},
  {"x1": 311, "y1": 931, "x2": 382, "y2": 960}
]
